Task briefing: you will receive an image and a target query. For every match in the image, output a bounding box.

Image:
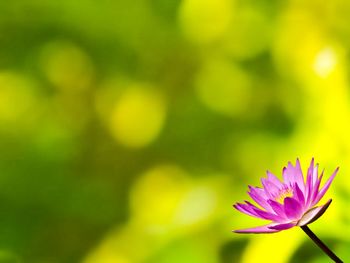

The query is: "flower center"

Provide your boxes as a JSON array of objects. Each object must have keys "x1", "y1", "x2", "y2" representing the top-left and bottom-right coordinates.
[{"x1": 275, "y1": 188, "x2": 293, "y2": 203}]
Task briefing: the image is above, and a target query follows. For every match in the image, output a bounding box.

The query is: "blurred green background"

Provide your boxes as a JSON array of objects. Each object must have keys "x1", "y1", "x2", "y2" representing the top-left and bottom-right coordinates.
[{"x1": 1, "y1": 0, "x2": 350, "y2": 262}]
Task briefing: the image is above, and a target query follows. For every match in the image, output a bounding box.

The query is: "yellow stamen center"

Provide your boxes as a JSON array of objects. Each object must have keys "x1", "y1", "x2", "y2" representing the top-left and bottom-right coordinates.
[{"x1": 275, "y1": 188, "x2": 293, "y2": 203}]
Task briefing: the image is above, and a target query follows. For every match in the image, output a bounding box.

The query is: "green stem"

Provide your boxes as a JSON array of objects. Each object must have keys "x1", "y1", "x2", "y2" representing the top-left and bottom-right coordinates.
[{"x1": 301, "y1": 225, "x2": 343, "y2": 263}]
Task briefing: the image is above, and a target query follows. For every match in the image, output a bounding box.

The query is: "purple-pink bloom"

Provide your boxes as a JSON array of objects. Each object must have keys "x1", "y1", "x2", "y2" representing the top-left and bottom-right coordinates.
[{"x1": 234, "y1": 158, "x2": 338, "y2": 234}]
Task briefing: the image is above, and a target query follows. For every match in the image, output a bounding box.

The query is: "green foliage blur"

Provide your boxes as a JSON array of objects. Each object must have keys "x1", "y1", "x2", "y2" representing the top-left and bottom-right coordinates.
[{"x1": 0, "y1": 0, "x2": 350, "y2": 262}]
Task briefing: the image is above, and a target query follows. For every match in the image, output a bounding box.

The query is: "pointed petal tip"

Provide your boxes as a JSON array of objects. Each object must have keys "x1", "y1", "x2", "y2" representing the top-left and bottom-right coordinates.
[
  {"x1": 310, "y1": 157, "x2": 315, "y2": 166},
  {"x1": 233, "y1": 230, "x2": 260, "y2": 234},
  {"x1": 233, "y1": 202, "x2": 243, "y2": 207},
  {"x1": 331, "y1": 167, "x2": 339, "y2": 178},
  {"x1": 232, "y1": 203, "x2": 240, "y2": 209},
  {"x1": 232, "y1": 229, "x2": 245, "y2": 234}
]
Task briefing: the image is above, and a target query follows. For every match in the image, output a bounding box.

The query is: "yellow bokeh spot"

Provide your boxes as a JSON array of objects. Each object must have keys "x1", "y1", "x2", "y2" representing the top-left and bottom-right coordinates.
[
  {"x1": 83, "y1": 224, "x2": 152, "y2": 263},
  {"x1": 84, "y1": 168, "x2": 227, "y2": 263},
  {"x1": 174, "y1": 185, "x2": 218, "y2": 228},
  {"x1": 242, "y1": 229, "x2": 302, "y2": 263},
  {"x1": 313, "y1": 47, "x2": 338, "y2": 78},
  {"x1": 273, "y1": 10, "x2": 346, "y2": 86},
  {"x1": 130, "y1": 165, "x2": 190, "y2": 232},
  {"x1": 179, "y1": 0, "x2": 233, "y2": 44},
  {"x1": 195, "y1": 57, "x2": 251, "y2": 116},
  {"x1": 40, "y1": 41, "x2": 94, "y2": 91},
  {"x1": 109, "y1": 85, "x2": 166, "y2": 148},
  {"x1": 223, "y1": 7, "x2": 272, "y2": 60},
  {"x1": 0, "y1": 72, "x2": 40, "y2": 131},
  {"x1": 273, "y1": 9, "x2": 327, "y2": 81}
]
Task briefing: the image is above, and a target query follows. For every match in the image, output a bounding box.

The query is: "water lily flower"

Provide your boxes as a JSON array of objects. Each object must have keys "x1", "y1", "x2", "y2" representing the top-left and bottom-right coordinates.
[
  {"x1": 234, "y1": 158, "x2": 337, "y2": 233},
  {"x1": 233, "y1": 158, "x2": 342, "y2": 262}
]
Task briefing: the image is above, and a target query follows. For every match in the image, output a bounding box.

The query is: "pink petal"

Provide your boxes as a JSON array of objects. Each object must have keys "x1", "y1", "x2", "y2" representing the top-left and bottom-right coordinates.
[
  {"x1": 284, "y1": 197, "x2": 303, "y2": 220},
  {"x1": 313, "y1": 167, "x2": 338, "y2": 205},
  {"x1": 234, "y1": 201, "x2": 281, "y2": 221},
  {"x1": 252, "y1": 208, "x2": 284, "y2": 222},
  {"x1": 233, "y1": 203, "x2": 261, "y2": 218},
  {"x1": 312, "y1": 164, "x2": 319, "y2": 186},
  {"x1": 295, "y1": 158, "x2": 305, "y2": 188},
  {"x1": 248, "y1": 186, "x2": 274, "y2": 213},
  {"x1": 283, "y1": 159, "x2": 304, "y2": 192},
  {"x1": 297, "y1": 199, "x2": 332, "y2": 226},
  {"x1": 234, "y1": 223, "x2": 282, "y2": 234},
  {"x1": 266, "y1": 171, "x2": 283, "y2": 188},
  {"x1": 261, "y1": 178, "x2": 280, "y2": 199},
  {"x1": 268, "y1": 222, "x2": 296, "y2": 230},
  {"x1": 293, "y1": 183, "x2": 305, "y2": 207},
  {"x1": 305, "y1": 176, "x2": 313, "y2": 206},
  {"x1": 245, "y1": 201, "x2": 284, "y2": 221},
  {"x1": 307, "y1": 158, "x2": 315, "y2": 178},
  {"x1": 305, "y1": 159, "x2": 315, "y2": 205},
  {"x1": 309, "y1": 169, "x2": 323, "y2": 206},
  {"x1": 267, "y1": 199, "x2": 287, "y2": 219}
]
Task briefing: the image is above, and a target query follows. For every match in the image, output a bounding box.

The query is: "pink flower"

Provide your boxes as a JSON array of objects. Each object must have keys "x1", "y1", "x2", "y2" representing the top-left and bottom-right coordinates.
[{"x1": 234, "y1": 158, "x2": 338, "y2": 233}]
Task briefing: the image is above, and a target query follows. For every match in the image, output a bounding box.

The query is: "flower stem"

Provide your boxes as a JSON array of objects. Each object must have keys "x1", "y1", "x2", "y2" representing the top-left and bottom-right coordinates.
[{"x1": 301, "y1": 225, "x2": 343, "y2": 263}]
